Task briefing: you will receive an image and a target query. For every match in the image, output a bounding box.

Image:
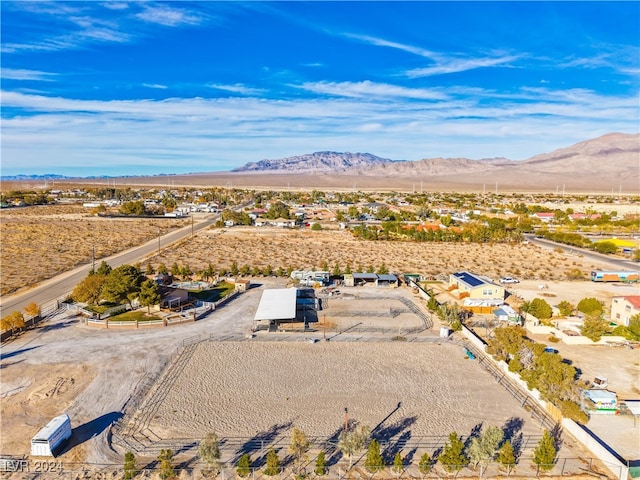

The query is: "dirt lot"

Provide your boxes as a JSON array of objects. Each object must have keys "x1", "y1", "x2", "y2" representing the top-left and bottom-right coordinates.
[{"x1": 0, "y1": 204, "x2": 187, "y2": 296}]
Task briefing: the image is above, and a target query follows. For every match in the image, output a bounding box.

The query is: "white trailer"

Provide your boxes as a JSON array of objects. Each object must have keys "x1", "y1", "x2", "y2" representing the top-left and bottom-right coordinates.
[{"x1": 30, "y1": 414, "x2": 72, "y2": 457}]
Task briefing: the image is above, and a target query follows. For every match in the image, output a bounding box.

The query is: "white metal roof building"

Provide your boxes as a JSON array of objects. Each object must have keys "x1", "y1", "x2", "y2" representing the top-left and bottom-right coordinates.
[{"x1": 254, "y1": 288, "x2": 298, "y2": 321}]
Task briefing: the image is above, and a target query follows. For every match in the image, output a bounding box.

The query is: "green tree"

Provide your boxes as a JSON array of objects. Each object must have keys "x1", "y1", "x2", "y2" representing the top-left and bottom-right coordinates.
[
  {"x1": 557, "y1": 301, "x2": 574, "y2": 317},
  {"x1": 338, "y1": 425, "x2": 370, "y2": 469},
  {"x1": 532, "y1": 430, "x2": 556, "y2": 472},
  {"x1": 139, "y1": 279, "x2": 161, "y2": 314},
  {"x1": 577, "y1": 297, "x2": 603, "y2": 315},
  {"x1": 145, "y1": 260, "x2": 155, "y2": 275},
  {"x1": 439, "y1": 432, "x2": 468, "y2": 473},
  {"x1": 267, "y1": 201, "x2": 290, "y2": 219},
  {"x1": 393, "y1": 452, "x2": 403, "y2": 474},
  {"x1": 417, "y1": 452, "x2": 432, "y2": 478},
  {"x1": 231, "y1": 261, "x2": 239, "y2": 276},
  {"x1": 311, "y1": 222, "x2": 322, "y2": 231},
  {"x1": 157, "y1": 263, "x2": 168, "y2": 275},
  {"x1": 123, "y1": 451, "x2": 136, "y2": 480},
  {"x1": 119, "y1": 200, "x2": 146, "y2": 216},
  {"x1": 377, "y1": 263, "x2": 389, "y2": 275},
  {"x1": 96, "y1": 260, "x2": 112, "y2": 276},
  {"x1": 237, "y1": 453, "x2": 252, "y2": 478},
  {"x1": 102, "y1": 264, "x2": 143, "y2": 308},
  {"x1": 364, "y1": 439, "x2": 384, "y2": 474},
  {"x1": 288, "y1": 428, "x2": 310, "y2": 473},
  {"x1": 72, "y1": 274, "x2": 107, "y2": 305},
  {"x1": 593, "y1": 241, "x2": 617, "y2": 254},
  {"x1": 580, "y1": 312, "x2": 608, "y2": 342},
  {"x1": 158, "y1": 449, "x2": 175, "y2": 479},
  {"x1": 466, "y1": 424, "x2": 504, "y2": 477},
  {"x1": 198, "y1": 432, "x2": 221, "y2": 474},
  {"x1": 527, "y1": 298, "x2": 553, "y2": 320},
  {"x1": 1, "y1": 311, "x2": 25, "y2": 335},
  {"x1": 263, "y1": 448, "x2": 280, "y2": 476},
  {"x1": 171, "y1": 262, "x2": 181, "y2": 278},
  {"x1": 496, "y1": 440, "x2": 516, "y2": 475},
  {"x1": 315, "y1": 451, "x2": 327, "y2": 476}
]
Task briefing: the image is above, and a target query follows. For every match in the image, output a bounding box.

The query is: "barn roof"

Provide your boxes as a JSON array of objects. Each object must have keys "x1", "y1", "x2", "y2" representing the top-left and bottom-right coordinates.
[{"x1": 254, "y1": 288, "x2": 297, "y2": 321}]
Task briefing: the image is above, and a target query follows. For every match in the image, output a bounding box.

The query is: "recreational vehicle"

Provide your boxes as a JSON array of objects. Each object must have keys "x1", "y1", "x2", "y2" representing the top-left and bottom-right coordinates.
[{"x1": 30, "y1": 414, "x2": 72, "y2": 457}]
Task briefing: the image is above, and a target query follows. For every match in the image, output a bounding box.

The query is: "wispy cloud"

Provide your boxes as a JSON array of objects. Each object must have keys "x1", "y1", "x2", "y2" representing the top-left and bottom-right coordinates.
[
  {"x1": 295, "y1": 80, "x2": 447, "y2": 100},
  {"x1": 135, "y1": 4, "x2": 204, "y2": 27},
  {"x1": 406, "y1": 55, "x2": 520, "y2": 78},
  {"x1": 207, "y1": 83, "x2": 266, "y2": 96},
  {"x1": 344, "y1": 33, "x2": 438, "y2": 59},
  {"x1": 2, "y1": 68, "x2": 58, "y2": 81},
  {"x1": 143, "y1": 83, "x2": 168, "y2": 90},
  {"x1": 2, "y1": 85, "x2": 637, "y2": 174}
]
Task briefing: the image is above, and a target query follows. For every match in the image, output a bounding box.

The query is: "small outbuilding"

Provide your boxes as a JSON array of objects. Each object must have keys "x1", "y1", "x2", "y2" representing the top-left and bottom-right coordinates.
[
  {"x1": 493, "y1": 305, "x2": 522, "y2": 324},
  {"x1": 584, "y1": 389, "x2": 618, "y2": 414}
]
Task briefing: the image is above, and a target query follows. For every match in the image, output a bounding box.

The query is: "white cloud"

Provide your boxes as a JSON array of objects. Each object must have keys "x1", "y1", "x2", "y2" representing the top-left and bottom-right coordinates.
[
  {"x1": 1, "y1": 68, "x2": 58, "y2": 81},
  {"x1": 344, "y1": 33, "x2": 438, "y2": 60},
  {"x1": 143, "y1": 83, "x2": 168, "y2": 90},
  {"x1": 207, "y1": 84, "x2": 266, "y2": 96},
  {"x1": 136, "y1": 4, "x2": 203, "y2": 27},
  {"x1": 1, "y1": 87, "x2": 637, "y2": 174},
  {"x1": 406, "y1": 55, "x2": 520, "y2": 78},
  {"x1": 294, "y1": 80, "x2": 448, "y2": 100}
]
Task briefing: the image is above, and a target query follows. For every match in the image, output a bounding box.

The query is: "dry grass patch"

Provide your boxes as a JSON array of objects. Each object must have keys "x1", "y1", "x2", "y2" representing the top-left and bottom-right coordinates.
[
  {"x1": 153, "y1": 227, "x2": 607, "y2": 281},
  {"x1": 1, "y1": 204, "x2": 187, "y2": 296}
]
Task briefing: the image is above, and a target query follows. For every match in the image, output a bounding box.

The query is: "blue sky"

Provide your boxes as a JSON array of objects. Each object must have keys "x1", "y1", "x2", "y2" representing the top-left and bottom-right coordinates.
[{"x1": 2, "y1": 1, "x2": 639, "y2": 177}]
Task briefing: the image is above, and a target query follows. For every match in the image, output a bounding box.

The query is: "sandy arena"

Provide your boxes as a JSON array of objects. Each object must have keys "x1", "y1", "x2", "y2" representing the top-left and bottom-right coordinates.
[{"x1": 144, "y1": 341, "x2": 544, "y2": 440}]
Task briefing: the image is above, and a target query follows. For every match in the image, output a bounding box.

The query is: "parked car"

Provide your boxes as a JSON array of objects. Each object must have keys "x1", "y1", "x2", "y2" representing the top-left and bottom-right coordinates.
[{"x1": 499, "y1": 277, "x2": 520, "y2": 284}]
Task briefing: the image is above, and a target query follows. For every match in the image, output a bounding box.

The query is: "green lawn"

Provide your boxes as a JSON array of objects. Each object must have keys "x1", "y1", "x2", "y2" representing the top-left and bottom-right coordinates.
[
  {"x1": 189, "y1": 281, "x2": 235, "y2": 302},
  {"x1": 109, "y1": 310, "x2": 161, "y2": 322},
  {"x1": 84, "y1": 302, "x2": 121, "y2": 314}
]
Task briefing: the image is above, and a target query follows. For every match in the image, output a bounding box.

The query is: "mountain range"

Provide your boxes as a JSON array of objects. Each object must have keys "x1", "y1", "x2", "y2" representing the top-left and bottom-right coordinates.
[{"x1": 232, "y1": 133, "x2": 639, "y2": 178}]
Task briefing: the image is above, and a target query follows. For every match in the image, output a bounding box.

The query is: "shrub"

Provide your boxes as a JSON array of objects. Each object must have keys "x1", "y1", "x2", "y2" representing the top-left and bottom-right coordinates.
[
  {"x1": 577, "y1": 297, "x2": 603, "y2": 315},
  {"x1": 237, "y1": 453, "x2": 252, "y2": 478},
  {"x1": 314, "y1": 451, "x2": 327, "y2": 476}
]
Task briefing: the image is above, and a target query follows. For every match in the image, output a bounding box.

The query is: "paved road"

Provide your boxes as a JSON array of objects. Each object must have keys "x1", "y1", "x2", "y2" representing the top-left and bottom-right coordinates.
[
  {"x1": 0, "y1": 213, "x2": 220, "y2": 316},
  {"x1": 524, "y1": 234, "x2": 639, "y2": 271}
]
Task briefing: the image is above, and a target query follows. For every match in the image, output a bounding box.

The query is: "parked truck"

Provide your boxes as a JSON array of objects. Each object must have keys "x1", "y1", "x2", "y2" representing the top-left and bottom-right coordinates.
[{"x1": 590, "y1": 270, "x2": 639, "y2": 283}]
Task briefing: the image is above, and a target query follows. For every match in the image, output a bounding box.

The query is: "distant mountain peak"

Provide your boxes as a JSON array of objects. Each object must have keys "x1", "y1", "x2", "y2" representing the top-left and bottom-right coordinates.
[{"x1": 232, "y1": 151, "x2": 394, "y2": 173}]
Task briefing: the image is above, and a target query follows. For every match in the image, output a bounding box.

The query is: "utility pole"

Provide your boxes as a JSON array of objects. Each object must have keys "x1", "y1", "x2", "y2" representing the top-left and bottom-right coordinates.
[{"x1": 344, "y1": 407, "x2": 349, "y2": 432}]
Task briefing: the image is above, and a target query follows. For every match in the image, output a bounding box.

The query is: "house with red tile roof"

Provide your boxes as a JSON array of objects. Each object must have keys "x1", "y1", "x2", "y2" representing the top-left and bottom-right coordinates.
[{"x1": 610, "y1": 295, "x2": 640, "y2": 326}]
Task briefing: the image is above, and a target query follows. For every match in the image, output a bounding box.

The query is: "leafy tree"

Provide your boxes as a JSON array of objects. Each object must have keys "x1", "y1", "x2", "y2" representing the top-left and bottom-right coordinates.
[
  {"x1": 24, "y1": 302, "x2": 41, "y2": 319},
  {"x1": 577, "y1": 297, "x2": 603, "y2": 315},
  {"x1": 180, "y1": 264, "x2": 193, "y2": 280},
  {"x1": 393, "y1": 452, "x2": 403, "y2": 473},
  {"x1": 139, "y1": 279, "x2": 161, "y2": 314},
  {"x1": 171, "y1": 262, "x2": 181, "y2": 278},
  {"x1": 557, "y1": 301, "x2": 574, "y2": 317},
  {"x1": 377, "y1": 263, "x2": 389, "y2": 275},
  {"x1": 251, "y1": 266, "x2": 262, "y2": 277},
  {"x1": 466, "y1": 424, "x2": 503, "y2": 477},
  {"x1": 338, "y1": 425, "x2": 370, "y2": 469},
  {"x1": 198, "y1": 432, "x2": 221, "y2": 473},
  {"x1": 417, "y1": 452, "x2": 432, "y2": 478},
  {"x1": 123, "y1": 451, "x2": 136, "y2": 480},
  {"x1": 332, "y1": 263, "x2": 342, "y2": 276},
  {"x1": 263, "y1": 448, "x2": 280, "y2": 476},
  {"x1": 158, "y1": 449, "x2": 175, "y2": 479},
  {"x1": 96, "y1": 260, "x2": 112, "y2": 276},
  {"x1": 119, "y1": 200, "x2": 146, "y2": 216},
  {"x1": 527, "y1": 298, "x2": 553, "y2": 320},
  {"x1": 532, "y1": 430, "x2": 556, "y2": 472},
  {"x1": 263, "y1": 264, "x2": 273, "y2": 277},
  {"x1": 267, "y1": 201, "x2": 291, "y2": 219},
  {"x1": 157, "y1": 263, "x2": 168, "y2": 275},
  {"x1": 364, "y1": 439, "x2": 384, "y2": 474},
  {"x1": 439, "y1": 432, "x2": 468, "y2": 473},
  {"x1": 102, "y1": 264, "x2": 143, "y2": 308},
  {"x1": 236, "y1": 453, "x2": 252, "y2": 477},
  {"x1": 1, "y1": 311, "x2": 25, "y2": 334},
  {"x1": 311, "y1": 222, "x2": 322, "y2": 231},
  {"x1": 231, "y1": 261, "x2": 239, "y2": 276},
  {"x1": 72, "y1": 274, "x2": 107, "y2": 305},
  {"x1": 580, "y1": 312, "x2": 608, "y2": 342},
  {"x1": 288, "y1": 428, "x2": 310, "y2": 473},
  {"x1": 593, "y1": 241, "x2": 617, "y2": 254},
  {"x1": 145, "y1": 261, "x2": 155, "y2": 275},
  {"x1": 496, "y1": 440, "x2": 516, "y2": 475},
  {"x1": 314, "y1": 451, "x2": 327, "y2": 476}
]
